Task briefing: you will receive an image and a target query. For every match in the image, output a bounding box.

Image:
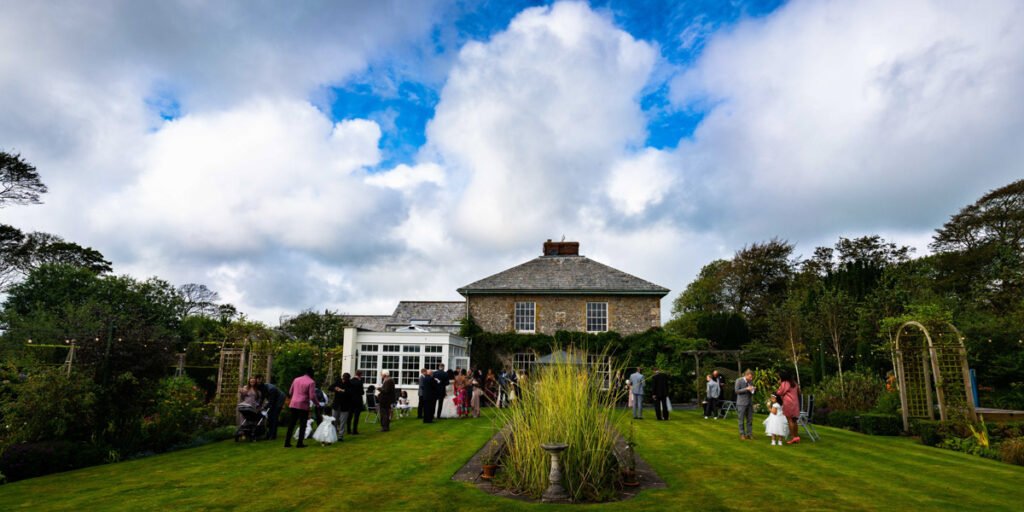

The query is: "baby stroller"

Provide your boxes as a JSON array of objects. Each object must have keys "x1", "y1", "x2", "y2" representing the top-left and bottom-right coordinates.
[{"x1": 235, "y1": 403, "x2": 267, "y2": 442}]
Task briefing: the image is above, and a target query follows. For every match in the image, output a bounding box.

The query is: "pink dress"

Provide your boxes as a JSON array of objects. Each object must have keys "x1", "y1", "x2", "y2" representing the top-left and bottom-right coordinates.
[{"x1": 776, "y1": 381, "x2": 800, "y2": 419}]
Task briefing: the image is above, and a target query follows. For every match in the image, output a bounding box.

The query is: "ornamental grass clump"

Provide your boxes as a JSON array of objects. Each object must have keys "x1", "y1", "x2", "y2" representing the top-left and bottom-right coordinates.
[{"x1": 493, "y1": 347, "x2": 625, "y2": 502}]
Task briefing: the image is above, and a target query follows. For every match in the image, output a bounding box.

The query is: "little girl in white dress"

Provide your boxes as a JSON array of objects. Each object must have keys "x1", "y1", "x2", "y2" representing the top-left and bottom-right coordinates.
[
  {"x1": 763, "y1": 394, "x2": 789, "y2": 445},
  {"x1": 312, "y1": 415, "x2": 338, "y2": 445}
]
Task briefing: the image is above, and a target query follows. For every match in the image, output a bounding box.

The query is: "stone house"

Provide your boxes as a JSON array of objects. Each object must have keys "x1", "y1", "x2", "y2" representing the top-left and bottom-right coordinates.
[{"x1": 457, "y1": 240, "x2": 669, "y2": 335}]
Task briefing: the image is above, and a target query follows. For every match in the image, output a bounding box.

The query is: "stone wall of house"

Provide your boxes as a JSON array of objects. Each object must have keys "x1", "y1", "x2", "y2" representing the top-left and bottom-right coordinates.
[{"x1": 467, "y1": 294, "x2": 661, "y2": 336}]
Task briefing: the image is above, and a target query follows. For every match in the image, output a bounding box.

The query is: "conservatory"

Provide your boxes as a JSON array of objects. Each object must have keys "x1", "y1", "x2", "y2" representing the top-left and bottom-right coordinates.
[{"x1": 340, "y1": 327, "x2": 469, "y2": 403}]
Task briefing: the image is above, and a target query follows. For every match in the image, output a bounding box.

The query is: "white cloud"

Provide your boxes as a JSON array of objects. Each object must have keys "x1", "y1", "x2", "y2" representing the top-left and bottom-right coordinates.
[
  {"x1": 669, "y1": 0, "x2": 1024, "y2": 243},
  {"x1": 423, "y1": 2, "x2": 659, "y2": 249},
  {"x1": 5, "y1": 0, "x2": 1024, "y2": 326},
  {"x1": 606, "y1": 148, "x2": 676, "y2": 216}
]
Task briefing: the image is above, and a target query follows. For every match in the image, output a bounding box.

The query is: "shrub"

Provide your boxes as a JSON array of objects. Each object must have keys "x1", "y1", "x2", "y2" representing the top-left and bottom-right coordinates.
[
  {"x1": 812, "y1": 371, "x2": 884, "y2": 412},
  {"x1": 872, "y1": 390, "x2": 901, "y2": 415},
  {"x1": 987, "y1": 422, "x2": 1024, "y2": 441},
  {"x1": 859, "y1": 413, "x2": 902, "y2": 436},
  {"x1": 493, "y1": 347, "x2": 622, "y2": 502},
  {"x1": 939, "y1": 436, "x2": 1000, "y2": 460},
  {"x1": 0, "y1": 440, "x2": 107, "y2": 482},
  {"x1": 1, "y1": 368, "x2": 97, "y2": 443},
  {"x1": 827, "y1": 411, "x2": 860, "y2": 430},
  {"x1": 912, "y1": 420, "x2": 947, "y2": 446},
  {"x1": 999, "y1": 438, "x2": 1024, "y2": 466},
  {"x1": 143, "y1": 376, "x2": 211, "y2": 452}
]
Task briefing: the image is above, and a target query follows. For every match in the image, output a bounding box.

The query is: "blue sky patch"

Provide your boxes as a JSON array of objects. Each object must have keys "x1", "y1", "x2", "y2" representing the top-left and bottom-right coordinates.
[{"x1": 328, "y1": 0, "x2": 786, "y2": 165}]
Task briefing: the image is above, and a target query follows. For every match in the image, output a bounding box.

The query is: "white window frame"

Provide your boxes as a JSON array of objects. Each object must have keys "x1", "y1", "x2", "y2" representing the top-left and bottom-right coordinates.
[
  {"x1": 514, "y1": 301, "x2": 536, "y2": 333},
  {"x1": 586, "y1": 302, "x2": 608, "y2": 333}
]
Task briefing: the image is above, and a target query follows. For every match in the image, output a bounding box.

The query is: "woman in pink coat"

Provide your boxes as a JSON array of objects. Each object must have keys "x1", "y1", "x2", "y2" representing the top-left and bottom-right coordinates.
[{"x1": 776, "y1": 371, "x2": 801, "y2": 444}]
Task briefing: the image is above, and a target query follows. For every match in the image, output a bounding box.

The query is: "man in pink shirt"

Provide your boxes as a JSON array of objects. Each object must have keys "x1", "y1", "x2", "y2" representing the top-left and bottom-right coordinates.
[{"x1": 284, "y1": 367, "x2": 317, "y2": 448}]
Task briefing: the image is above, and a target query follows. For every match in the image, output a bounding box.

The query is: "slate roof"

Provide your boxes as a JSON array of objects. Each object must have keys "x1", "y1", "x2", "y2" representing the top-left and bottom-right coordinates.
[
  {"x1": 342, "y1": 315, "x2": 392, "y2": 332},
  {"x1": 385, "y1": 301, "x2": 465, "y2": 332},
  {"x1": 342, "y1": 301, "x2": 466, "y2": 333},
  {"x1": 457, "y1": 255, "x2": 669, "y2": 296}
]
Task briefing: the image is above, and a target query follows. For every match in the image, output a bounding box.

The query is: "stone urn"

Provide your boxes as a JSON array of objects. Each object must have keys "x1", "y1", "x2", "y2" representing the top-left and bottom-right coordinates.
[{"x1": 541, "y1": 443, "x2": 570, "y2": 502}]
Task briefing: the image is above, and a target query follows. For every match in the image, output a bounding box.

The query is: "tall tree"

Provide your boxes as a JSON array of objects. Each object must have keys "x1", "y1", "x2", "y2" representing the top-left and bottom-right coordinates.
[
  {"x1": 818, "y1": 288, "x2": 853, "y2": 395},
  {"x1": 0, "y1": 151, "x2": 47, "y2": 207},
  {"x1": 177, "y1": 283, "x2": 221, "y2": 317},
  {"x1": 931, "y1": 179, "x2": 1024, "y2": 313},
  {"x1": 0, "y1": 225, "x2": 111, "y2": 291}
]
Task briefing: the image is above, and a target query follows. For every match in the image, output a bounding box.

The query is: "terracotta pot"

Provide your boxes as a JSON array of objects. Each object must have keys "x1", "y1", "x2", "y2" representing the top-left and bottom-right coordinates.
[
  {"x1": 622, "y1": 469, "x2": 640, "y2": 487},
  {"x1": 481, "y1": 464, "x2": 498, "y2": 480}
]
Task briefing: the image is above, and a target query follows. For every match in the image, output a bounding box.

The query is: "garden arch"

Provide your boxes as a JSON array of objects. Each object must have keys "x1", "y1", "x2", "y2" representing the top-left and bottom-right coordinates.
[{"x1": 894, "y1": 321, "x2": 976, "y2": 431}]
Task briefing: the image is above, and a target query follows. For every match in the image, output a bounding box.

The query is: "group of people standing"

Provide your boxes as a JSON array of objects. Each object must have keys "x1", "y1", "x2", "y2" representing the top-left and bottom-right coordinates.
[
  {"x1": 282, "y1": 367, "x2": 372, "y2": 447},
  {"x1": 625, "y1": 367, "x2": 671, "y2": 420},
  {"x1": 419, "y1": 364, "x2": 523, "y2": 423},
  {"x1": 734, "y1": 369, "x2": 802, "y2": 445}
]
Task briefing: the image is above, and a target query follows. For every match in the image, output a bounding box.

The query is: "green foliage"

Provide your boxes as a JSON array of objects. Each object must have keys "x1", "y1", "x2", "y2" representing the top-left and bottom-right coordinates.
[
  {"x1": 812, "y1": 371, "x2": 883, "y2": 413},
  {"x1": 273, "y1": 342, "x2": 317, "y2": 386},
  {"x1": 858, "y1": 413, "x2": 902, "y2": 436},
  {"x1": 143, "y1": 376, "x2": 211, "y2": 452},
  {"x1": 0, "y1": 151, "x2": 47, "y2": 207},
  {"x1": 0, "y1": 440, "x2": 107, "y2": 482},
  {"x1": 826, "y1": 411, "x2": 860, "y2": 430},
  {"x1": 911, "y1": 420, "x2": 947, "y2": 446},
  {"x1": 999, "y1": 437, "x2": 1024, "y2": 466},
  {"x1": 750, "y1": 368, "x2": 779, "y2": 412},
  {"x1": 872, "y1": 389, "x2": 901, "y2": 414},
  {"x1": 493, "y1": 347, "x2": 623, "y2": 502},
  {"x1": 1, "y1": 367, "x2": 97, "y2": 443},
  {"x1": 938, "y1": 436, "x2": 1000, "y2": 460},
  {"x1": 279, "y1": 309, "x2": 349, "y2": 347}
]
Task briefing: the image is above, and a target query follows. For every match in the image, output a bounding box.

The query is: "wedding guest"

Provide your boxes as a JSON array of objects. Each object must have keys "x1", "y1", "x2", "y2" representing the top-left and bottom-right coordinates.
[
  {"x1": 255, "y1": 375, "x2": 285, "y2": 440},
  {"x1": 735, "y1": 369, "x2": 755, "y2": 440},
  {"x1": 284, "y1": 367, "x2": 316, "y2": 448},
  {"x1": 378, "y1": 370, "x2": 396, "y2": 432},
  {"x1": 331, "y1": 373, "x2": 352, "y2": 441},
  {"x1": 629, "y1": 367, "x2": 645, "y2": 419},
  {"x1": 433, "y1": 364, "x2": 449, "y2": 420},
  {"x1": 776, "y1": 370, "x2": 801, "y2": 444},
  {"x1": 704, "y1": 374, "x2": 720, "y2": 420},
  {"x1": 651, "y1": 367, "x2": 669, "y2": 421},
  {"x1": 347, "y1": 371, "x2": 365, "y2": 435}
]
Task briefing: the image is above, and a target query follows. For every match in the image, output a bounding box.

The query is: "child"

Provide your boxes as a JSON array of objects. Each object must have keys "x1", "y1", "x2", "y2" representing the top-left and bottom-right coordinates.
[
  {"x1": 396, "y1": 390, "x2": 412, "y2": 417},
  {"x1": 312, "y1": 414, "x2": 338, "y2": 445},
  {"x1": 763, "y1": 393, "x2": 789, "y2": 446}
]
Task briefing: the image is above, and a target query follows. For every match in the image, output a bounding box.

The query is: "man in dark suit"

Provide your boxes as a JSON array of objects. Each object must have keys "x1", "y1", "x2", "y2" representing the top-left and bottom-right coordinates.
[
  {"x1": 419, "y1": 368, "x2": 436, "y2": 423},
  {"x1": 433, "y1": 363, "x2": 449, "y2": 419},
  {"x1": 347, "y1": 371, "x2": 364, "y2": 435},
  {"x1": 651, "y1": 367, "x2": 670, "y2": 421}
]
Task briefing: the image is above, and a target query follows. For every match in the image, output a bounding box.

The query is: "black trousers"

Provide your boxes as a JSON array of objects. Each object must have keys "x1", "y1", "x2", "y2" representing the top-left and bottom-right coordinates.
[
  {"x1": 265, "y1": 401, "x2": 283, "y2": 439},
  {"x1": 284, "y1": 407, "x2": 309, "y2": 446},
  {"x1": 435, "y1": 393, "x2": 445, "y2": 419},
  {"x1": 348, "y1": 408, "x2": 362, "y2": 434},
  {"x1": 417, "y1": 396, "x2": 424, "y2": 418},
  {"x1": 654, "y1": 396, "x2": 669, "y2": 420},
  {"x1": 422, "y1": 396, "x2": 436, "y2": 423},
  {"x1": 704, "y1": 396, "x2": 718, "y2": 417},
  {"x1": 379, "y1": 402, "x2": 392, "y2": 431}
]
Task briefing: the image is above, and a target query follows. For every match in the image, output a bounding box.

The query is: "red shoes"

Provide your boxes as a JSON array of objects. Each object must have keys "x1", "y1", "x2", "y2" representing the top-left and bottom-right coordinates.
[{"x1": 786, "y1": 436, "x2": 801, "y2": 445}]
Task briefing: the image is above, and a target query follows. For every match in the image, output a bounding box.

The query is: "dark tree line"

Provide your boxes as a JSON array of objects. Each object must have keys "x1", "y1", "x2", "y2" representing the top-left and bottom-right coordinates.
[{"x1": 668, "y1": 179, "x2": 1024, "y2": 408}]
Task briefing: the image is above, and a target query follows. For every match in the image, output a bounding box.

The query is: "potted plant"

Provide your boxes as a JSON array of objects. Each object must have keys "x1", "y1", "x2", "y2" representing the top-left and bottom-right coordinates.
[
  {"x1": 621, "y1": 424, "x2": 640, "y2": 487},
  {"x1": 481, "y1": 439, "x2": 500, "y2": 480}
]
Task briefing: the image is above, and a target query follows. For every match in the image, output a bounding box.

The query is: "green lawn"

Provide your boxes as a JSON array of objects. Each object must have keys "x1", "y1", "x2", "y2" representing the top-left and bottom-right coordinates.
[{"x1": 1, "y1": 410, "x2": 1022, "y2": 511}]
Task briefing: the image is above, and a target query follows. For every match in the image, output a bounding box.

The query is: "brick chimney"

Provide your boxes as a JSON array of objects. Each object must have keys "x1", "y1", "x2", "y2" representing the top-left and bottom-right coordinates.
[{"x1": 542, "y1": 239, "x2": 580, "y2": 256}]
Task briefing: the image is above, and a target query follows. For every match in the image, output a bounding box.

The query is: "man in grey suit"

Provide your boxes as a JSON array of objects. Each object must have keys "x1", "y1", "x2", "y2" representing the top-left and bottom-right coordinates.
[
  {"x1": 629, "y1": 367, "x2": 645, "y2": 419},
  {"x1": 735, "y1": 369, "x2": 755, "y2": 439}
]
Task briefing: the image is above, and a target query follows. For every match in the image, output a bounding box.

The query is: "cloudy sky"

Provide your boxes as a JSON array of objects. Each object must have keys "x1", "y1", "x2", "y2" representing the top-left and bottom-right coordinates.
[{"x1": 2, "y1": 0, "x2": 1022, "y2": 323}]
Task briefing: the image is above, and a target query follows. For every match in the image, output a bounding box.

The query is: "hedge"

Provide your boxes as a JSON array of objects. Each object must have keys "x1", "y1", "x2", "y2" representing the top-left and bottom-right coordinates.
[
  {"x1": 826, "y1": 411, "x2": 860, "y2": 430},
  {"x1": 0, "y1": 440, "x2": 108, "y2": 482},
  {"x1": 859, "y1": 413, "x2": 902, "y2": 436}
]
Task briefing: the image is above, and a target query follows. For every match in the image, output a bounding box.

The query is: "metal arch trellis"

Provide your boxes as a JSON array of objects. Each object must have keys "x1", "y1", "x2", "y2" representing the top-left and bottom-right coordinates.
[{"x1": 894, "y1": 321, "x2": 976, "y2": 432}]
